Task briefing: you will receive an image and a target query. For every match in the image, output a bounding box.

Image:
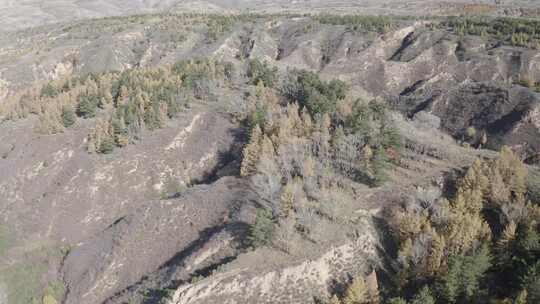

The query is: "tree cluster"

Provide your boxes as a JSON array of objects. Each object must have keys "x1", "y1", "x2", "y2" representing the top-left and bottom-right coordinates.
[
  {"x1": 241, "y1": 75, "x2": 402, "y2": 254},
  {"x1": 442, "y1": 16, "x2": 540, "y2": 49},
  {"x1": 387, "y1": 147, "x2": 540, "y2": 303},
  {"x1": 2, "y1": 58, "x2": 234, "y2": 153}
]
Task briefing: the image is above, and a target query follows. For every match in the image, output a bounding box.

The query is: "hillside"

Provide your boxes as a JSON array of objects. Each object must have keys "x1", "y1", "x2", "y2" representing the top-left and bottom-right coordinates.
[{"x1": 0, "y1": 8, "x2": 540, "y2": 304}]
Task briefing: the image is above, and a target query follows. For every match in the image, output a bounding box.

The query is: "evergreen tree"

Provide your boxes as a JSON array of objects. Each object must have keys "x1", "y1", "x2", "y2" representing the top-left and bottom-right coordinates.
[
  {"x1": 410, "y1": 286, "x2": 435, "y2": 304},
  {"x1": 387, "y1": 298, "x2": 407, "y2": 304},
  {"x1": 61, "y1": 105, "x2": 76, "y2": 127},
  {"x1": 41, "y1": 83, "x2": 59, "y2": 98},
  {"x1": 441, "y1": 245, "x2": 491, "y2": 303},
  {"x1": 248, "y1": 208, "x2": 275, "y2": 247},
  {"x1": 76, "y1": 95, "x2": 99, "y2": 118},
  {"x1": 371, "y1": 147, "x2": 389, "y2": 187},
  {"x1": 98, "y1": 137, "x2": 115, "y2": 154}
]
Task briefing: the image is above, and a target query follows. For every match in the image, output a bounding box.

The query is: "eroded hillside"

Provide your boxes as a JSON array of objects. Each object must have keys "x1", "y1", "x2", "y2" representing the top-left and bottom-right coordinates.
[{"x1": 0, "y1": 12, "x2": 539, "y2": 304}]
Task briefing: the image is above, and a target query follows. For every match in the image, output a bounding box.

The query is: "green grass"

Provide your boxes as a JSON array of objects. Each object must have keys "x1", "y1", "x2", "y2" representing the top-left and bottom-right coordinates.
[
  {"x1": 0, "y1": 261, "x2": 47, "y2": 304},
  {"x1": 43, "y1": 280, "x2": 66, "y2": 304},
  {"x1": 0, "y1": 243, "x2": 67, "y2": 304},
  {"x1": 0, "y1": 225, "x2": 11, "y2": 257}
]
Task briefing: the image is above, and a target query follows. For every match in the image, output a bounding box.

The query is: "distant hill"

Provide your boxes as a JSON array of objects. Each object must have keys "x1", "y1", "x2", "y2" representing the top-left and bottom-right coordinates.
[{"x1": 1, "y1": 0, "x2": 539, "y2": 32}]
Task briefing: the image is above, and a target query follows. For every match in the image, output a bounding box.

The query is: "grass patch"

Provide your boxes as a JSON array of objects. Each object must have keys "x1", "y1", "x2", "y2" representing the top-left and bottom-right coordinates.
[
  {"x1": 0, "y1": 225, "x2": 11, "y2": 256},
  {"x1": 0, "y1": 244, "x2": 67, "y2": 304},
  {"x1": 0, "y1": 261, "x2": 47, "y2": 304}
]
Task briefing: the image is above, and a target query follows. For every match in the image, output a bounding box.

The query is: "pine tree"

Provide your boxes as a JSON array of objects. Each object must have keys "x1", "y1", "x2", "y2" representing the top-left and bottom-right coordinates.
[
  {"x1": 329, "y1": 295, "x2": 342, "y2": 304},
  {"x1": 76, "y1": 95, "x2": 99, "y2": 118},
  {"x1": 457, "y1": 159, "x2": 489, "y2": 212},
  {"x1": 387, "y1": 298, "x2": 407, "y2": 304},
  {"x1": 117, "y1": 86, "x2": 130, "y2": 106},
  {"x1": 488, "y1": 167, "x2": 511, "y2": 205},
  {"x1": 498, "y1": 220, "x2": 517, "y2": 249},
  {"x1": 371, "y1": 147, "x2": 388, "y2": 187},
  {"x1": 248, "y1": 208, "x2": 275, "y2": 247},
  {"x1": 515, "y1": 290, "x2": 527, "y2": 304},
  {"x1": 240, "y1": 125, "x2": 263, "y2": 177},
  {"x1": 427, "y1": 230, "x2": 445, "y2": 276},
  {"x1": 61, "y1": 105, "x2": 76, "y2": 128},
  {"x1": 301, "y1": 107, "x2": 313, "y2": 135},
  {"x1": 280, "y1": 181, "x2": 295, "y2": 217},
  {"x1": 411, "y1": 286, "x2": 435, "y2": 304},
  {"x1": 361, "y1": 145, "x2": 374, "y2": 173},
  {"x1": 496, "y1": 146, "x2": 527, "y2": 198},
  {"x1": 314, "y1": 113, "x2": 332, "y2": 164},
  {"x1": 342, "y1": 276, "x2": 368, "y2": 304},
  {"x1": 365, "y1": 270, "x2": 380, "y2": 304},
  {"x1": 442, "y1": 244, "x2": 491, "y2": 303}
]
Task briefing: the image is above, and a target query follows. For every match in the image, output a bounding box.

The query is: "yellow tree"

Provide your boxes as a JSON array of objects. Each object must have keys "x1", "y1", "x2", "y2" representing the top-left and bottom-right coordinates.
[
  {"x1": 496, "y1": 146, "x2": 527, "y2": 198},
  {"x1": 329, "y1": 295, "x2": 342, "y2": 304},
  {"x1": 240, "y1": 125, "x2": 263, "y2": 177},
  {"x1": 498, "y1": 220, "x2": 517, "y2": 249},
  {"x1": 280, "y1": 181, "x2": 295, "y2": 217},
  {"x1": 426, "y1": 229, "x2": 446, "y2": 276},
  {"x1": 343, "y1": 276, "x2": 368, "y2": 304}
]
